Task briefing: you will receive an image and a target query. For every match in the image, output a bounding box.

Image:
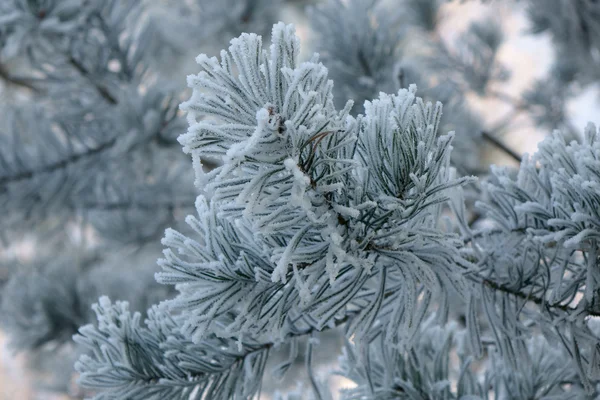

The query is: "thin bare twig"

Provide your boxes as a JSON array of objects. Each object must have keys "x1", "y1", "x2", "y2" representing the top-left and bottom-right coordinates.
[{"x1": 481, "y1": 130, "x2": 522, "y2": 163}]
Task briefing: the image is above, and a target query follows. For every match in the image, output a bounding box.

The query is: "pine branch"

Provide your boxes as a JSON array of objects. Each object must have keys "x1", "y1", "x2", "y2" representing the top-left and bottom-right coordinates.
[
  {"x1": 243, "y1": 310, "x2": 356, "y2": 358},
  {"x1": 473, "y1": 273, "x2": 600, "y2": 318},
  {"x1": 75, "y1": 299, "x2": 357, "y2": 399},
  {"x1": 79, "y1": 198, "x2": 195, "y2": 211},
  {"x1": 93, "y1": 10, "x2": 134, "y2": 81},
  {"x1": 0, "y1": 138, "x2": 116, "y2": 185},
  {"x1": 68, "y1": 56, "x2": 118, "y2": 105}
]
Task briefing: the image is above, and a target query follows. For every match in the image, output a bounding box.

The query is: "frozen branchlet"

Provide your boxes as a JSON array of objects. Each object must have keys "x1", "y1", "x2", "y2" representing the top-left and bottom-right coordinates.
[
  {"x1": 75, "y1": 24, "x2": 474, "y2": 398},
  {"x1": 170, "y1": 24, "x2": 470, "y2": 345},
  {"x1": 473, "y1": 124, "x2": 600, "y2": 390},
  {"x1": 74, "y1": 298, "x2": 271, "y2": 399},
  {"x1": 339, "y1": 316, "x2": 584, "y2": 399},
  {"x1": 483, "y1": 124, "x2": 600, "y2": 250}
]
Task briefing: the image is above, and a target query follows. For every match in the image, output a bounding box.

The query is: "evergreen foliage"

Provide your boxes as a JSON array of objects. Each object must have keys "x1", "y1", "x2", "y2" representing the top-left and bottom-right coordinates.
[
  {"x1": 1, "y1": 1, "x2": 600, "y2": 399},
  {"x1": 74, "y1": 23, "x2": 600, "y2": 399}
]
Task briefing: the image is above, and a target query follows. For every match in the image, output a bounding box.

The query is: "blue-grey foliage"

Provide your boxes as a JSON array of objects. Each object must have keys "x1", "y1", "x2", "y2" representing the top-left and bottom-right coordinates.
[
  {"x1": 0, "y1": 0, "x2": 196, "y2": 240},
  {"x1": 528, "y1": 0, "x2": 600, "y2": 85},
  {"x1": 308, "y1": 0, "x2": 403, "y2": 112},
  {"x1": 524, "y1": 0, "x2": 600, "y2": 140},
  {"x1": 0, "y1": 0, "x2": 208, "y2": 393},
  {"x1": 1, "y1": 249, "x2": 171, "y2": 351},
  {"x1": 430, "y1": 19, "x2": 509, "y2": 96},
  {"x1": 72, "y1": 21, "x2": 600, "y2": 399},
  {"x1": 2, "y1": 1, "x2": 600, "y2": 399}
]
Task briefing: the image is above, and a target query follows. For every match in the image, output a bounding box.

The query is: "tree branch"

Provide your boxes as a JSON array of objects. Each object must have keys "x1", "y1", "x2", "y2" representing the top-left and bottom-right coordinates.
[
  {"x1": 0, "y1": 138, "x2": 116, "y2": 185},
  {"x1": 68, "y1": 56, "x2": 118, "y2": 105},
  {"x1": 79, "y1": 198, "x2": 195, "y2": 211},
  {"x1": 473, "y1": 274, "x2": 600, "y2": 317},
  {"x1": 481, "y1": 131, "x2": 522, "y2": 163}
]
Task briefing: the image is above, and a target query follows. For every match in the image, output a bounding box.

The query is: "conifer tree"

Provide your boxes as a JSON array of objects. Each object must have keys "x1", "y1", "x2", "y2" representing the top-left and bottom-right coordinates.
[
  {"x1": 1, "y1": 1, "x2": 600, "y2": 398},
  {"x1": 74, "y1": 22, "x2": 600, "y2": 399}
]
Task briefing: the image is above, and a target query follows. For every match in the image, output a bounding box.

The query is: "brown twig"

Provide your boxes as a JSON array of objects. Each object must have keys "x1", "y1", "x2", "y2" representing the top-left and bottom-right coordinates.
[{"x1": 481, "y1": 130, "x2": 522, "y2": 163}]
